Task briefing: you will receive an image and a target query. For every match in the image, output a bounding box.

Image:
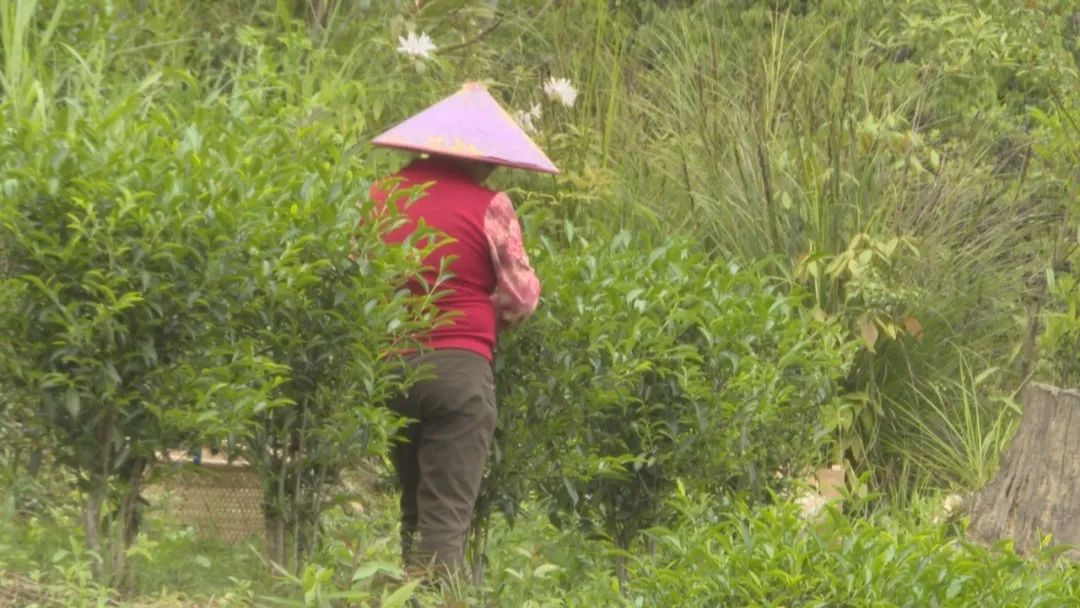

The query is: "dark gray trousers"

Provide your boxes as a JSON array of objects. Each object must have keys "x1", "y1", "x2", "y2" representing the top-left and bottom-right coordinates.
[{"x1": 389, "y1": 349, "x2": 496, "y2": 576}]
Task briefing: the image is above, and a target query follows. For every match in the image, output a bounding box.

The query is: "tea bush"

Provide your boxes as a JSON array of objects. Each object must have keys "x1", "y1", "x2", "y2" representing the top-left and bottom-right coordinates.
[
  {"x1": 0, "y1": 94, "x2": 235, "y2": 585},
  {"x1": 626, "y1": 488, "x2": 1080, "y2": 607},
  {"x1": 307, "y1": 486, "x2": 1080, "y2": 608},
  {"x1": 182, "y1": 113, "x2": 446, "y2": 573},
  {"x1": 477, "y1": 223, "x2": 854, "y2": 582},
  {"x1": 0, "y1": 0, "x2": 441, "y2": 580}
]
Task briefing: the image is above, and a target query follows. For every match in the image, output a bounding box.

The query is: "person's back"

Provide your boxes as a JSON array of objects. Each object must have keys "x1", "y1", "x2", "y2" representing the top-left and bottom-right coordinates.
[{"x1": 373, "y1": 158, "x2": 500, "y2": 360}]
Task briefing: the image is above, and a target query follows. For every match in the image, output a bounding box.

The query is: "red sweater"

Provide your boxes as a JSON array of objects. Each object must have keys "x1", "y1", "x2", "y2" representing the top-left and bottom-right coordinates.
[{"x1": 372, "y1": 159, "x2": 503, "y2": 360}]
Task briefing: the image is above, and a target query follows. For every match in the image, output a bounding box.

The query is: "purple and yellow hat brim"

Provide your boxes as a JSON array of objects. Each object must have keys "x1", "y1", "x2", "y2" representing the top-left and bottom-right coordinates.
[{"x1": 371, "y1": 82, "x2": 560, "y2": 175}]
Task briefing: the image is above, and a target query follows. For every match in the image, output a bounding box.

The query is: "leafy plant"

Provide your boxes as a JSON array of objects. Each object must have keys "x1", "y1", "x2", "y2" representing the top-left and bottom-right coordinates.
[
  {"x1": 1033, "y1": 99, "x2": 1080, "y2": 386},
  {"x1": 0, "y1": 88, "x2": 232, "y2": 586},
  {"x1": 629, "y1": 485, "x2": 1080, "y2": 607},
  {"x1": 4, "y1": 0, "x2": 1080, "y2": 603},
  {"x1": 596, "y1": 0, "x2": 1075, "y2": 491},
  {"x1": 478, "y1": 223, "x2": 853, "y2": 591},
  {"x1": 0, "y1": 0, "x2": 444, "y2": 585},
  {"x1": 881, "y1": 347, "x2": 1019, "y2": 490},
  {"x1": 189, "y1": 125, "x2": 445, "y2": 573}
]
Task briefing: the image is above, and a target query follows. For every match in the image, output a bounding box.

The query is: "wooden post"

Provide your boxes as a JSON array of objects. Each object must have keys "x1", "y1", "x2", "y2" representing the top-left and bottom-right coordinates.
[{"x1": 969, "y1": 383, "x2": 1080, "y2": 558}]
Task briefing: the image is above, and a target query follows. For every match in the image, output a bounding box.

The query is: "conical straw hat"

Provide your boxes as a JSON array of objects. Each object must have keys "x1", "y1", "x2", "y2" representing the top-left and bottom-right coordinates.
[{"x1": 372, "y1": 82, "x2": 559, "y2": 174}]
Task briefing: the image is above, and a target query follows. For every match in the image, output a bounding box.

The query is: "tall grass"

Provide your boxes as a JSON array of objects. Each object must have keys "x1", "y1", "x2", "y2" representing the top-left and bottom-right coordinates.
[
  {"x1": 616, "y1": 2, "x2": 1054, "y2": 318},
  {"x1": 555, "y1": 0, "x2": 1075, "y2": 489},
  {"x1": 881, "y1": 346, "x2": 1019, "y2": 490},
  {"x1": 0, "y1": 0, "x2": 64, "y2": 120}
]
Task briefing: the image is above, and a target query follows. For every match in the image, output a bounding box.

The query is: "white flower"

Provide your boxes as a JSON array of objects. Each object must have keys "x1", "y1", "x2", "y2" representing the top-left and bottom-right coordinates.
[
  {"x1": 942, "y1": 494, "x2": 963, "y2": 514},
  {"x1": 929, "y1": 494, "x2": 965, "y2": 525},
  {"x1": 514, "y1": 103, "x2": 542, "y2": 133},
  {"x1": 795, "y1": 491, "x2": 828, "y2": 520},
  {"x1": 542, "y1": 77, "x2": 577, "y2": 108},
  {"x1": 397, "y1": 31, "x2": 436, "y2": 60}
]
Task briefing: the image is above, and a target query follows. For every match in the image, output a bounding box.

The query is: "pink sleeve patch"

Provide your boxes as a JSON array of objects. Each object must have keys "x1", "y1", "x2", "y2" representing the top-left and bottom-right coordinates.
[{"x1": 484, "y1": 192, "x2": 541, "y2": 329}]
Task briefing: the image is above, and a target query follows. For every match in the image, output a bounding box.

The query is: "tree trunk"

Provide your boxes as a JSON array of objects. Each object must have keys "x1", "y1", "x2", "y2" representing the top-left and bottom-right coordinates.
[
  {"x1": 468, "y1": 494, "x2": 491, "y2": 586},
  {"x1": 969, "y1": 383, "x2": 1080, "y2": 558},
  {"x1": 613, "y1": 529, "x2": 631, "y2": 597},
  {"x1": 112, "y1": 457, "x2": 147, "y2": 593},
  {"x1": 265, "y1": 509, "x2": 286, "y2": 568},
  {"x1": 264, "y1": 485, "x2": 287, "y2": 570},
  {"x1": 83, "y1": 472, "x2": 108, "y2": 581}
]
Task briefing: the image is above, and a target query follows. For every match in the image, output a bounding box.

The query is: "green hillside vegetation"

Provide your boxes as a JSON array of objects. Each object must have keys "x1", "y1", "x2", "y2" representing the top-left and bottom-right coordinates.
[{"x1": 1, "y1": 0, "x2": 1078, "y2": 605}]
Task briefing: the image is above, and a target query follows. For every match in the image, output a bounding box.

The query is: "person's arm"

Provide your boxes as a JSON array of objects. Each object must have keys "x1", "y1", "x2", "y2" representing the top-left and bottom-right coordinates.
[{"x1": 484, "y1": 192, "x2": 540, "y2": 330}]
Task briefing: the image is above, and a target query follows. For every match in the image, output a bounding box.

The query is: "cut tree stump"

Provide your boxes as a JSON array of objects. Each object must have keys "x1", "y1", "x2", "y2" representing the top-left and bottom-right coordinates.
[{"x1": 969, "y1": 383, "x2": 1080, "y2": 559}]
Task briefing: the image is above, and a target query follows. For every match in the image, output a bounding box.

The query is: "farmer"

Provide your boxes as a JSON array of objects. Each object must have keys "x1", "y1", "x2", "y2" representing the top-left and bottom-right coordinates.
[{"x1": 368, "y1": 82, "x2": 558, "y2": 578}]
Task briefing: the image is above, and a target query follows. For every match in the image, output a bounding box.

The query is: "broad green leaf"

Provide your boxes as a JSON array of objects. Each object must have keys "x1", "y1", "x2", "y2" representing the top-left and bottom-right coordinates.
[{"x1": 379, "y1": 579, "x2": 421, "y2": 608}]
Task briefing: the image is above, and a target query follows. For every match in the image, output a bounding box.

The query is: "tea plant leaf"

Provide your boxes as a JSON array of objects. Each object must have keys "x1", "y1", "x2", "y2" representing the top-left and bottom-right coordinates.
[{"x1": 379, "y1": 579, "x2": 421, "y2": 608}]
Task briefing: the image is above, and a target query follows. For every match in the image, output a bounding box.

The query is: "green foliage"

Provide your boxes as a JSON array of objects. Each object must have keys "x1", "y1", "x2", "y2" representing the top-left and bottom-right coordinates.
[
  {"x1": 254, "y1": 484, "x2": 1080, "y2": 608},
  {"x1": 1041, "y1": 272, "x2": 1080, "y2": 384},
  {"x1": 186, "y1": 108, "x2": 443, "y2": 571},
  {"x1": 0, "y1": 0, "x2": 441, "y2": 584},
  {"x1": 483, "y1": 225, "x2": 853, "y2": 565},
  {"x1": 0, "y1": 84, "x2": 230, "y2": 584},
  {"x1": 0, "y1": 489, "x2": 118, "y2": 606},
  {"x1": 3, "y1": 0, "x2": 1080, "y2": 602},
  {"x1": 563, "y1": 0, "x2": 1077, "y2": 487},
  {"x1": 880, "y1": 0, "x2": 1078, "y2": 125},
  {"x1": 259, "y1": 560, "x2": 421, "y2": 608},
  {"x1": 627, "y1": 487, "x2": 1080, "y2": 607},
  {"x1": 881, "y1": 349, "x2": 1019, "y2": 490},
  {"x1": 1034, "y1": 99, "x2": 1080, "y2": 386},
  {"x1": 0, "y1": 487, "x2": 262, "y2": 606}
]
